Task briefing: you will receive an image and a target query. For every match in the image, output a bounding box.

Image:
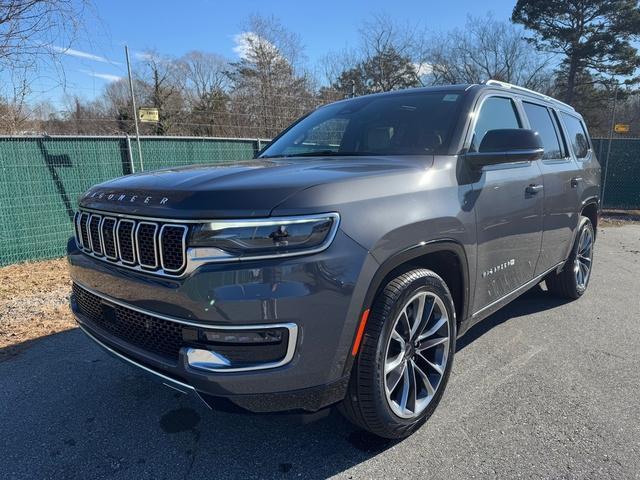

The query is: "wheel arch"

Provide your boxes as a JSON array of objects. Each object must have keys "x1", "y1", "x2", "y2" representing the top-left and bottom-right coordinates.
[
  {"x1": 581, "y1": 198, "x2": 599, "y2": 236},
  {"x1": 341, "y1": 239, "x2": 470, "y2": 378},
  {"x1": 363, "y1": 240, "x2": 470, "y2": 332}
]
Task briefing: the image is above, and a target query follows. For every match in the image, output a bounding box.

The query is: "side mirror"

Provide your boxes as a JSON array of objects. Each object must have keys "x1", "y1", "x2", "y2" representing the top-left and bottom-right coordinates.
[{"x1": 465, "y1": 129, "x2": 544, "y2": 168}]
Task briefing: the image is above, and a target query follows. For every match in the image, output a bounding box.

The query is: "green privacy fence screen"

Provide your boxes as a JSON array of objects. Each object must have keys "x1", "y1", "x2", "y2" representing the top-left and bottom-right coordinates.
[
  {"x1": 0, "y1": 135, "x2": 638, "y2": 266},
  {"x1": 0, "y1": 136, "x2": 264, "y2": 266},
  {"x1": 592, "y1": 138, "x2": 640, "y2": 211}
]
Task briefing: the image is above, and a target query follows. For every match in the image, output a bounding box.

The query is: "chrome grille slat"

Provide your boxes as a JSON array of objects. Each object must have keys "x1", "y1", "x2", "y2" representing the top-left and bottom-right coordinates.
[
  {"x1": 116, "y1": 219, "x2": 136, "y2": 264},
  {"x1": 101, "y1": 217, "x2": 118, "y2": 260},
  {"x1": 136, "y1": 222, "x2": 159, "y2": 269},
  {"x1": 88, "y1": 214, "x2": 103, "y2": 256},
  {"x1": 73, "y1": 211, "x2": 83, "y2": 248},
  {"x1": 159, "y1": 224, "x2": 188, "y2": 272},
  {"x1": 79, "y1": 212, "x2": 91, "y2": 251},
  {"x1": 76, "y1": 209, "x2": 189, "y2": 276}
]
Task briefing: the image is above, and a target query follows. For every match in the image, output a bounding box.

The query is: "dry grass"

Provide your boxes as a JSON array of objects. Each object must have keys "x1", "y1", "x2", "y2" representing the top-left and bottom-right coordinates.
[{"x1": 0, "y1": 258, "x2": 75, "y2": 360}]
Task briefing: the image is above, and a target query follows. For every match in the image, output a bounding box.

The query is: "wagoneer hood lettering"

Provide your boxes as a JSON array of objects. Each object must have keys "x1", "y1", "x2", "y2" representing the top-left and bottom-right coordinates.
[{"x1": 79, "y1": 157, "x2": 430, "y2": 218}]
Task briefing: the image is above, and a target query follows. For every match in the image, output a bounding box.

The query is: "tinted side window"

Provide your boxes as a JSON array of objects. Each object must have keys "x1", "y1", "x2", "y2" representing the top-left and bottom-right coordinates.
[
  {"x1": 561, "y1": 113, "x2": 590, "y2": 159},
  {"x1": 471, "y1": 96, "x2": 521, "y2": 152},
  {"x1": 523, "y1": 102, "x2": 562, "y2": 160}
]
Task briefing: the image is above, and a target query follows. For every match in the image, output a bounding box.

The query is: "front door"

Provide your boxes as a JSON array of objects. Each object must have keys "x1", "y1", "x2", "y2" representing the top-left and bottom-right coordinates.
[{"x1": 468, "y1": 96, "x2": 544, "y2": 313}]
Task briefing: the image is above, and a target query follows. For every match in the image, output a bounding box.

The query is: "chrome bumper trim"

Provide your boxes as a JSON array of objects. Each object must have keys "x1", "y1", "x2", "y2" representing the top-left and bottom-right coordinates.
[
  {"x1": 77, "y1": 323, "x2": 195, "y2": 393},
  {"x1": 73, "y1": 281, "x2": 299, "y2": 372}
]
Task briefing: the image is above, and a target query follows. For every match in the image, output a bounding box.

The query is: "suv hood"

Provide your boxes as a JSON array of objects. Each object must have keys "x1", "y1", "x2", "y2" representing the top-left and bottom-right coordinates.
[{"x1": 79, "y1": 157, "x2": 431, "y2": 219}]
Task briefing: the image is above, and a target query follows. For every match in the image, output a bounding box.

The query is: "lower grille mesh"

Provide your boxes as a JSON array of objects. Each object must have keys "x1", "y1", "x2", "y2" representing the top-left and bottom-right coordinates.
[
  {"x1": 73, "y1": 283, "x2": 183, "y2": 361},
  {"x1": 72, "y1": 283, "x2": 291, "y2": 368}
]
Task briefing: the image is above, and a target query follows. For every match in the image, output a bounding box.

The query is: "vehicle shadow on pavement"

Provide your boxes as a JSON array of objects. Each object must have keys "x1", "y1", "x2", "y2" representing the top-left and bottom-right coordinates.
[
  {"x1": 457, "y1": 284, "x2": 570, "y2": 351},
  {"x1": 0, "y1": 286, "x2": 571, "y2": 480},
  {"x1": 0, "y1": 329, "x2": 398, "y2": 479}
]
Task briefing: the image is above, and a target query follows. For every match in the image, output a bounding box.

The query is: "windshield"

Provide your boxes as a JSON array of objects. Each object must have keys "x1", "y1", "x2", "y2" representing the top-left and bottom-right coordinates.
[{"x1": 259, "y1": 91, "x2": 463, "y2": 158}]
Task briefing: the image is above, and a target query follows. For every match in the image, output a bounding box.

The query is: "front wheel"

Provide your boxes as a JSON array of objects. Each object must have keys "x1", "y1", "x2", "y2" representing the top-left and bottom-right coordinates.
[
  {"x1": 546, "y1": 216, "x2": 595, "y2": 299},
  {"x1": 339, "y1": 269, "x2": 456, "y2": 439}
]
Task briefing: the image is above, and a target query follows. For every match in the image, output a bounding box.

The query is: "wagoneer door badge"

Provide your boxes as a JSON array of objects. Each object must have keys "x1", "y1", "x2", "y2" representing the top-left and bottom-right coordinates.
[{"x1": 482, "y1": 259, "x2": 516, "y2": 278}]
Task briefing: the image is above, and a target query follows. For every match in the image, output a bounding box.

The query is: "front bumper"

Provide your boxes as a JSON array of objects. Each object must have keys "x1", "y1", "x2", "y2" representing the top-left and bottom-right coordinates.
[{"x1": 67, "y1": 230, "x2": 377, "y2": 412}]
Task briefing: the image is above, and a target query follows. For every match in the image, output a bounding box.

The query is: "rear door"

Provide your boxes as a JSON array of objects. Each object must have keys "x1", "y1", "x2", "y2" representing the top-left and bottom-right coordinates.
[
  {"x1": 521, "y1": 101, "x2": 581, "y2": 274},
  {"x1": 468, "y1": 95, "x2": 544, "y2": 312}
]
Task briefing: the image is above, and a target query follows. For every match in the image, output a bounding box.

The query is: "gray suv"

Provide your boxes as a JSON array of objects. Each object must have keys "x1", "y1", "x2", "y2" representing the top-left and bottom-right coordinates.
[{"x1": 68, "y1": 80, "x2": 600, "y2": 438}]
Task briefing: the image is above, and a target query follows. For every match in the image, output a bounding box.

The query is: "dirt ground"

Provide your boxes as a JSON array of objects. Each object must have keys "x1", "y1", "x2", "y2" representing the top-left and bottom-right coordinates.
[
  {"x1": 0, "y1": 258, "x2": 74, "y2": 360},
  {"x1": 601, "y1": 209, "x2": 640, "y2": 226},
  {"x1": 0, "y1": 210, "x2": 636, "y2": 361}
]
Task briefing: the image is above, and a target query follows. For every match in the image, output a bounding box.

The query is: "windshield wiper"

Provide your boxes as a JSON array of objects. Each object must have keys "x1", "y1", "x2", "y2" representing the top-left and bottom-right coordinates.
[
  {"x1": 281, "y1": 150, "x2": 371, "y2": 158},
  {"x1": 260, "y1": 151, "x2": 378, "y2": 159}
]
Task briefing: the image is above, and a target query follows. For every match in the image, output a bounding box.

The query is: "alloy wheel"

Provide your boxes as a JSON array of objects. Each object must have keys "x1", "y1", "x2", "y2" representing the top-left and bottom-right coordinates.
[
  {"x1": 383, "y1": 291, "x2": 450, "y2": 419},
  {"x1": 574, "y1": 227, "x2": 594, "y2": 289}
]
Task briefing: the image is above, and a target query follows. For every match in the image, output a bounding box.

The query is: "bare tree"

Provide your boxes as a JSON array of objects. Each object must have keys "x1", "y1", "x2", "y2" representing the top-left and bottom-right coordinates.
[
  {"x1": 137, "y1": 50, "x2": 185, "y2": 135},
  {"x1": 177, "y1": 51, "x2": 230, "y2": 136},
  {"x1": 0, "y1": 0, "x2": 94, "y2": 133},
  {"x1": 427, "y1": 14, "x2": 552, "y2": 90},
  {"x1": 226, "y1": 14, "x2": 316, "y2": 138},
  {"x1": 0, "y1": 0, "x2": 89, "y2": 66},
  {"x1": 325, "y1": 14, "x2": 429, "y2": 96},
  {"x1": 178, "y1": 51, "x2": 228, "y2": 103}
]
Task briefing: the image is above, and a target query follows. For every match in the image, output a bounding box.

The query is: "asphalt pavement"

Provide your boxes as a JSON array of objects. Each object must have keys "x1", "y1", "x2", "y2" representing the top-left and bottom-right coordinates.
[{"x1": 1, "y1": 224, "x2": 639, "y2": 479}]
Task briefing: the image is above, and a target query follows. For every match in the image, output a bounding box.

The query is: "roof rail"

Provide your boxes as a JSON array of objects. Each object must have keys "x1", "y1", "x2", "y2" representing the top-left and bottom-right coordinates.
[{"x1": 483, "y1": 79, "x2": 575, "y2": 111}]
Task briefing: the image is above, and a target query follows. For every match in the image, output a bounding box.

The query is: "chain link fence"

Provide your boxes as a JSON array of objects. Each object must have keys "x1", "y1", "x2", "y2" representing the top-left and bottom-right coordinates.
[
  {"x1": 0, "y1": 135, "x2": 638, "y2": 267},
  {"x1": 592, "y1": 138, "x2": 640, "y2": 210}
]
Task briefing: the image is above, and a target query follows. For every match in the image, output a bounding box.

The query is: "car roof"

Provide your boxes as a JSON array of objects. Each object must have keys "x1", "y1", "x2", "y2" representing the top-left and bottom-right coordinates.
[{"x1": 330, "y1": 81, "x2": 578, "y2": 116}]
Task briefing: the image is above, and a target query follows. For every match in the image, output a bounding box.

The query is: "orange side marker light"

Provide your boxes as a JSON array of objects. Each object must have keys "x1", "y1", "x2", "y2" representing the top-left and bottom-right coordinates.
[{"x1": 351, "y1": 309, "x2": 370, "y2": 357}]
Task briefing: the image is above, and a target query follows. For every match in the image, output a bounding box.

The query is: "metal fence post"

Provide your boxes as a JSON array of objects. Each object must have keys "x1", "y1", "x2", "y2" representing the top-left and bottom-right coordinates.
[
  {"x1": 125, "y1": 45, "x2": 144, "y2": 172},
  {"x1": 602, "y1": 82, "x2": 619, "y2": 209},
  {"x1": 126, "y1": 134, "x2": 135, "y2": 174}
]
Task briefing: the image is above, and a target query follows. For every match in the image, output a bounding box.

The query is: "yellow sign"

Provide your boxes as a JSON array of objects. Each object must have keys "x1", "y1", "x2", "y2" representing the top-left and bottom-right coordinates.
[
  {"x1": 614, "y1": 123, "x2": 630, "y2": 134},
  {"x1": 139, "y1": 107, "x2": 159, "y2": 123}
]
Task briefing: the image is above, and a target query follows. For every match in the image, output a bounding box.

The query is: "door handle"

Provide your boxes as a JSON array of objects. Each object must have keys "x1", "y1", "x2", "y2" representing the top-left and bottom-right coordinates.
[
  {"x1": 571, "y1": 177, "x2": 582, "y2": 188},
  {"x1": 526, "y1": 184, "x2": 544, "y2": 194}
]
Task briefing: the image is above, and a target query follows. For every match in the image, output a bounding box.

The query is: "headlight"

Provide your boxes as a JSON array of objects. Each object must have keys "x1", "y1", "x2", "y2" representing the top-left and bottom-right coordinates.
[{"x1": 188, "y1": 213, "x2": 340, "y2": 261}]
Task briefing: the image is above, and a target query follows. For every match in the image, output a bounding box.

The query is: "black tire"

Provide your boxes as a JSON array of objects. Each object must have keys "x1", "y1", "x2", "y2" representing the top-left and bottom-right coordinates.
[
  {"x1": 545, "y1": 216, "x2": 595, "y2": 299},
  {"x1": 339, "y1": 269, "x2": 456, "y2": 439}
]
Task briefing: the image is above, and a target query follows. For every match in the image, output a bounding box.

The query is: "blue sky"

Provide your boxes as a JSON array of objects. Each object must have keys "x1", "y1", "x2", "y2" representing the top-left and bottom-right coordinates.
[{"x1": 32, "y1": 0, "x2": 517, "y2": 106}]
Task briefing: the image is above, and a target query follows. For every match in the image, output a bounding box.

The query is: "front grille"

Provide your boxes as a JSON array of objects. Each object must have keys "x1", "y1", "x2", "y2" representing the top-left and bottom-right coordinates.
[
  {"x1": 72, "y1": 283, "x2": 291, "y2": 367},
  {"x1": 75, "y1": 210, "x2": 188, "y2": 275}
]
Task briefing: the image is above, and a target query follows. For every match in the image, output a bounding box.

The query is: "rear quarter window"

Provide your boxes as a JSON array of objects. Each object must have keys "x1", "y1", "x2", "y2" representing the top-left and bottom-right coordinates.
[{"x1": 561, "y1": 113, "x2": 591, "y2": 159}]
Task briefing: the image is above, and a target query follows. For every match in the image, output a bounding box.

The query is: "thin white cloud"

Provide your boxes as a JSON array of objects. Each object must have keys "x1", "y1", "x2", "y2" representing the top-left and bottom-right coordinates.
[
  {"x1": 233, "y1": 32, "x2": 280, "y2": 60},
  {"x1": 81, "y1": 70, "x2": 123, "y2": 82},
  {"x1": 134, "y1": 50, "x2": 156, "y2": 61},
  {"x1": 52, "y1": 45, "x2": 122, "y2": 66},
  {"x1": 414, "y1": 63, "x2": 433, "y2": 77}
]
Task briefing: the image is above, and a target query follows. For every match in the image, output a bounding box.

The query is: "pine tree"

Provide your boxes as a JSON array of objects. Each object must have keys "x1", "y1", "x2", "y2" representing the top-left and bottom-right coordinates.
[{"x1": 512, "y1": 0, "x2": 640, "y2": 104}]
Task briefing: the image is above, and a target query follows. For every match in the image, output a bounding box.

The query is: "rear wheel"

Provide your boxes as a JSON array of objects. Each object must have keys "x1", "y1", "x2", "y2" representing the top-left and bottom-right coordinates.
[
  {"x1": 546, "y1": 216, "x2": 595, "y2": 299},
  {"x1": 340, "y1": 269, "x2": 456, "y2": 439}
]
